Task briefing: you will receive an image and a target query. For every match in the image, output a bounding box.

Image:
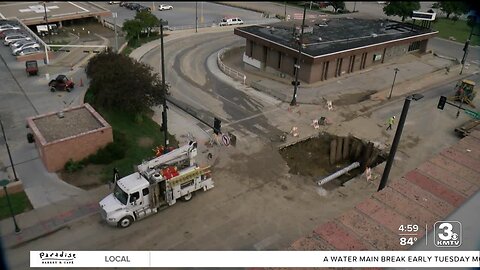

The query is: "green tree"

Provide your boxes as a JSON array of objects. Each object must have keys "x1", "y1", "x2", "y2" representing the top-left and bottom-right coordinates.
[
  {"x1": 135, "y1": 10, "x2": 160, "y2": 37},
  {"x1": 328, "y1": 1, "x2": 345, "y2": 13},
  {"x1": 122, "y1": 19, "x2": 143, "y2": 41},
  {"x1": 85, "y1": 49, "x2": 166, "y2": 115},
  {"x1": 383, "y1": 1, "x2": 420, "y2": 22},
  {"x1": 438, "y1": 2, "x2": 468, "y2": 19}
]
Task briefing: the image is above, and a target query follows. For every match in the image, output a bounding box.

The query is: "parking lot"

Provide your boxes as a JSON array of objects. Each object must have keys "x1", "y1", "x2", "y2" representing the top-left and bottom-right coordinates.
[{"x1": 99, "y1": 1, "x2": 268, "y2": 29}]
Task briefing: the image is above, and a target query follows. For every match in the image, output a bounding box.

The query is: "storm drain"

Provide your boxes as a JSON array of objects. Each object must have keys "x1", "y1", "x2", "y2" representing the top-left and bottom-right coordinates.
[{"x1": 279, "y1": 132, "x2": 386, "y2": 190}]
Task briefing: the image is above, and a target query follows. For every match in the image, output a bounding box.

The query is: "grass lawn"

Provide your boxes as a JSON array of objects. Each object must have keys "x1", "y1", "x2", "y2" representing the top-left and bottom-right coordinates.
[
  {"x1": 431, "y1": 18, "x2": 480, "y2": 46},
  {"x1": 97, "y1": 109, "x2": 177, "y2": 181},
  {"x1": 84, "y1": 89, "x2": 178, "y2": 182},
  {"x1": 0, "y1": 191, "x2": 32, "y2": 220}
]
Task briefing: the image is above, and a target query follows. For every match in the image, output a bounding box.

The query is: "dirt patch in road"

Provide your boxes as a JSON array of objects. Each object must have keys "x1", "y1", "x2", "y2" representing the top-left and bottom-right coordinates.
[
  {"x1": 59, "y1": 164, "x2": 105, "y2": 190},
  {"x1": 333, "y1": 90, "x2": 377, "y2": 106}
]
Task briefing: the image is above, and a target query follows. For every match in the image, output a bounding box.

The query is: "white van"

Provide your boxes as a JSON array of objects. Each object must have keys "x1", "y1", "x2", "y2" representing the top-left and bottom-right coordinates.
[{"x1": 219, "y1": 17, "x2": 244, "y2": 26}]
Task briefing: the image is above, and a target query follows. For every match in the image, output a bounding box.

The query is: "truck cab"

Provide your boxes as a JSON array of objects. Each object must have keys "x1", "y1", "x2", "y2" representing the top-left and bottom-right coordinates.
[{"x1": 100, "y1": 172, "x2": 155, "y2": 228}]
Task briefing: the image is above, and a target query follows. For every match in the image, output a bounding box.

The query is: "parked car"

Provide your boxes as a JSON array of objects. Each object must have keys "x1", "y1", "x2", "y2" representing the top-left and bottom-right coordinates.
[
  {"x1": 128, "y1": 3, "x2": 141, "y2": 10},
  {"x1": 219, "y1": 17, "x2": 244, "y2": 26},
  {"x1": 0, "y1": 29, "x2": 23, "y2": 38},
  {"x1": 137, "y1": 5, "x2": 151, "y2": 12},
  {"x1": 10, "y1": 39, "x2": 33, "y2": 49},
  {"x1": 4, "y1": 34, "x2": 32, "y2": 46},
  {"x1": 0, "y1": 24, "x2": 21, "y2": 33},
  {"x1": 48, "y1": 75, "x2": 75, "y2": 92},
  {"x1": 119, "y1": 2, "x2": 127, "y2": 7},
  {"x1": 12, "y1": 42, "x2": 40, "y2": 55},
  {"x1": 158, "y1": 4, "x2": 173, "y2": 10},
  {"x1": 17, "y1": 47, "x2": 40, "y2": 56},
  {"x1": 108, "y1": 1, "x2": 120, "y2": 4}
]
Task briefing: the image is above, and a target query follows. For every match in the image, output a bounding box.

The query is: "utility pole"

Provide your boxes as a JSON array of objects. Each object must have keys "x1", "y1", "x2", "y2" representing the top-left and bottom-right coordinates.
[
  {"x1": 43, "y1": 1, "x2": 51, "y2": 43},
  {"x1": 0, "y1": 119, "x2": 18, "y2": 181},
  {"x1": 378, "y1": 94, "x2": 424, "y2": 191},
  {"x1": 160, "y1": 19, "x2": 168, "y2": 148},
  {"x1": 113, "y1": 12, "x2": 118, "y2": 52},
  {"x1": 388, "y1": 68, "x2": 399, "y2": 99},
  {"x1": 195, "y1": 2, "x2": 198, "y2": 33},
  {"x1": 284, "y1": 2, "x2": 287, "y2": 21},
  {"x1": 353, "y1": 2, "x2": 357, "y2": 12},
  {"x1": 290, "y1": 3, "x2": 307, "y2": 106}
]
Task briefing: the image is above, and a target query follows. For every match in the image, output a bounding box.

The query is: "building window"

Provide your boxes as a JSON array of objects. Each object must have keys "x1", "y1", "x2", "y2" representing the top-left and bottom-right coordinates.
[{"x1": 373, "y1": 54, "x2": 382, "y2": 62}]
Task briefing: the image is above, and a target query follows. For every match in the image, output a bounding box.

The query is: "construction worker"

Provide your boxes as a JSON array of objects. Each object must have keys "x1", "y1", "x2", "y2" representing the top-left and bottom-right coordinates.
[{"x1": 386, "y1": 116, "x2": 396, "y2": 131}]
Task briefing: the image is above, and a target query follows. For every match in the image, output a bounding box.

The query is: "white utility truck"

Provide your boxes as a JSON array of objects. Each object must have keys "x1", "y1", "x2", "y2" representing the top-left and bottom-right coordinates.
[{"x1": 99, "y1": 141, "x2": 214, "y2": 228}]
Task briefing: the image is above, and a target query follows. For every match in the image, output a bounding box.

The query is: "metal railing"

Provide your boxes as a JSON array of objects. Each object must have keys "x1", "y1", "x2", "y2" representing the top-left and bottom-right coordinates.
[{"x1": 217, "y1": 47, "x2": 246, "y2": 84}]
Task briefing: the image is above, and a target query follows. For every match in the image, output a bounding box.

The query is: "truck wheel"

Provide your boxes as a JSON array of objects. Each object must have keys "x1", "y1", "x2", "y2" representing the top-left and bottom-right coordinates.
[
  {"x1": 50, "y1": 87, "x2": 56, "y2": 92},
  {"x1": 66, "y1": 87, "x2": 71, "y2": 92},
  {"x1": 182, "y1": 192, "x2": 192, "y2": 201},
  {"x1": 118, "y1": 216, "x2": 133, "y2": 228}
]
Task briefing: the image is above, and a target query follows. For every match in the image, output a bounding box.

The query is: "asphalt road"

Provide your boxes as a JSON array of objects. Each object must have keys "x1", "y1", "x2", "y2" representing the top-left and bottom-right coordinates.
[
  {"x1": 100, "y1": 1, "x2": 265, "y2": 29},
  {"x1": 368, "y1": 73, "x2": 480, "y2": 183},
  {"x1": 140, "y1": 29, "x2": 285, "y2": 140}
]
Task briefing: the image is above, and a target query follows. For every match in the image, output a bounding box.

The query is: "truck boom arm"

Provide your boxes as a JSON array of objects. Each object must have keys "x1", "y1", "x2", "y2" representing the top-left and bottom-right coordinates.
[{"x1": 137, "y1": 141, "x2": 197, "y2": 176}]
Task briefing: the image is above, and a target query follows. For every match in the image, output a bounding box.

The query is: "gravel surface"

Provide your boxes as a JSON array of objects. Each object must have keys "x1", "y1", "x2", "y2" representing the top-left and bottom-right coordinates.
[{"x1": 33, "y1": 107, "x2": 103, "y2": 143}]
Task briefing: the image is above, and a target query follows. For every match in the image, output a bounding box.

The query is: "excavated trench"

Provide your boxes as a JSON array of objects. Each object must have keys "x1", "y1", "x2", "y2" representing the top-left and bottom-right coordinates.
[{"x1": 279, "y1": 133, "x2": 386, "y2": 191}]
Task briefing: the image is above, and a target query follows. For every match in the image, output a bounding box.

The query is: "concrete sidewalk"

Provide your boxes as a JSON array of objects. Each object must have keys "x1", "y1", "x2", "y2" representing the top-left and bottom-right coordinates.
[{"x1": 0, "y1": 185, "x2": 108, "y2": 249}]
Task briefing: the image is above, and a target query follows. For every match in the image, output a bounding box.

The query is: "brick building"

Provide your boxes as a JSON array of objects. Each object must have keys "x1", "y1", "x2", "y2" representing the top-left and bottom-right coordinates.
[
  {"x1": 234, "y1": 18, "x2": 438, "y2": 83},
  {"x1": 26, "y1": 103, "x2": 113, "y2": 172}
]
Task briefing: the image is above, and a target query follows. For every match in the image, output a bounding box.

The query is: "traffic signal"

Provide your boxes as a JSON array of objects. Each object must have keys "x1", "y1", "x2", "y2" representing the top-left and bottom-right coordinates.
[
  {"x1": 291, "y1": 80, "x2": 301, "y2": 86},
  {"x1": 213, "y1": 117, "x2": 221, "y2": 135},
  {"x1": 437, "y1": 96, "x2": 447, "y2": 110}
]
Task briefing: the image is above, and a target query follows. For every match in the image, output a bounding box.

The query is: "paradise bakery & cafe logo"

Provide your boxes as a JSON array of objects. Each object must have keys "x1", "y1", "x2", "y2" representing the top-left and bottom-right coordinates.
[{"x1": 39, "y1": 251, "x2": 77, "y2": 265}]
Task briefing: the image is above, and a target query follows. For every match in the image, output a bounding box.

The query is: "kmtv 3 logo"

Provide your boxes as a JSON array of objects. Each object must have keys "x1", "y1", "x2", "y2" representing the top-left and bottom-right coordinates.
[{"x1": 434, "y1": 221, "x2": 462, "y2": 247}]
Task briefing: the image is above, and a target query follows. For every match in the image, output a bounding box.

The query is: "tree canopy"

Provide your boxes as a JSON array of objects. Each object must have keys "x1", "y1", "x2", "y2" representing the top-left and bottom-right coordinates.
[
  {"x1": 85, "y1": 49, "x2": 166, "y2": 114},
  {"x1": 437, "y1": 2, "x2": 468, "y2": 19},
  {"x1": 135, "y1": 10, "x2": 160, "y2": 37},
  {"x1": 383, "y1": 1, "x2": 420, "y2": 22},
  {"x1": 122, "y1": 19, "x2": 143, "y2": 41}
]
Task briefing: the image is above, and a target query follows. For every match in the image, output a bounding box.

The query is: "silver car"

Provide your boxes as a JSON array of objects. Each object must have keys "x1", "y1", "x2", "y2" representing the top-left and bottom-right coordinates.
[
  {"x1": 12, "y1": 42, "x2": 40, "y2": 55},
  {"x1": 10, "y1": 39, "x2": 32, "y2": 50},
  {"x1": 16, "y1": 47, "x2": 40, "y2": 56},
  {"x1": 4, "y1": 34, "x2": 31, "y2": 46},
  {"x1": 0, "y1": 24, "x2": 20, "y2": 33}
]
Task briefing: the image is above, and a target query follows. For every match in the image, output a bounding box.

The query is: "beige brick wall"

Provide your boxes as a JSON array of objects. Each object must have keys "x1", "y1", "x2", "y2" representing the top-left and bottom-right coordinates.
[{"x1": 42, "y1": 127, "x2": 113, "y2": 172}]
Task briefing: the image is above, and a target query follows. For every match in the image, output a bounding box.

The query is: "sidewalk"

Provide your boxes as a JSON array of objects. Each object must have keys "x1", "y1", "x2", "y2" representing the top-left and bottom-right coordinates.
[{"x1": 0, "y1": 185, "x2": 108, "y2": 249}]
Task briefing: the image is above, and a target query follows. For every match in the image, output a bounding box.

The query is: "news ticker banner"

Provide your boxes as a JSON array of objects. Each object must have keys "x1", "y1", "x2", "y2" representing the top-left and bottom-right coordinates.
[{"x1": 30, "y1": 251, "x2": 480, "y2": 268}]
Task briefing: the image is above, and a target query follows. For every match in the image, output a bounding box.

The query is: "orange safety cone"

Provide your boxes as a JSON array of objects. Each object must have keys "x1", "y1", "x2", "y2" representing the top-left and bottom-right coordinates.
[{"x1": 80, "y1": 78, "x2": 84, "y2": 87}]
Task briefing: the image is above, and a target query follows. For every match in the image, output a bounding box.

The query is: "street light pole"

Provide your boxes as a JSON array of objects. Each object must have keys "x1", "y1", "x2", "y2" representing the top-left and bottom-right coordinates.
[
  {"x1": 284, "y1": 2, "x2": 287, "y2": 20},
  {"x1": 378, "y1": 94, "x2": 424, "y2": 191},
  {"x1": 43, "y1": 2, "x2": 51, "y2": 43},
  {"x1": 0, "y1": 179, "x2": 21, "y2": 233},
  {"x1": 160, "y1": 20, "x2": 168, "y2": 148},
  {"x1": 388, "y1": 68, "x2": 399, "y2": 99},
  {"x1": 290, "y1": 3, "x2": 307, "y2": 106},
  {"x1": 113, "y1": 12, "x2": 118, "y2": 52},
  {"x1": 195, "y1": 2, "x2": 198, "y2": 33},
  {"x1": 0, "y1": 120, "x2": 18, "y2": 181}
]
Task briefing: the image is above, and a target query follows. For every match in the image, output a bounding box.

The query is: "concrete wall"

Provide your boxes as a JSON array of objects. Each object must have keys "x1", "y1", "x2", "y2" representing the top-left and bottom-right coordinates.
[
  {"x1": 41, "y1": 127, "x2": 113, "y2": 172},
  {"x1": 383, "y1": 44, "x2": 408, "y2": 63},
  {"x1": 27, "y1": 104, "x2": 113, "y2": 172}
]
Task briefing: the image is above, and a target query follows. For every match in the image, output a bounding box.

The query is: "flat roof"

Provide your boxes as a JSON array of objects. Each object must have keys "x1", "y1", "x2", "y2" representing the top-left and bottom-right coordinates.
[
  {"x1": 0, "y1": 2, "x2": 111, "y2": 25},
  {"x1": 31, "y1": 105, "x2": 106, "y2": 143},
  {"x1": 235, "y1": 18, "x2": 437, "y2": 58}
]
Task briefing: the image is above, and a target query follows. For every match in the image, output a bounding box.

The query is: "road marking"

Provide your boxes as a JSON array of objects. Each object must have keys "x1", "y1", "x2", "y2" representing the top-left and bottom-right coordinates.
[
  {"x1": 253, "y1": 233, "x2": 281, "y2": 250},
  {"x1": 223, "y1": 107, "x2": 281, "y2": 127},
  {"x1": 253, "y1": 123, "x2": 269, "y2": 134},
  {"x1": 68, "y1": 2, "x2": 89, "y2": 12}
]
